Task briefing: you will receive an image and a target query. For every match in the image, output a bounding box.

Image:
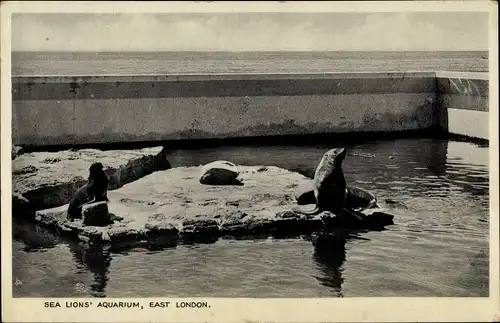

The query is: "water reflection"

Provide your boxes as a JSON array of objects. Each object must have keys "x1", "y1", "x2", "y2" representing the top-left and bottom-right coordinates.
[
  {"x1": 310, "y1": 229, "x2": 381, "y2": 297},
  {"x1": 68, "y1": 243, "x2": 111, "y2": 297},
  {"x1": 310, "y1": 232, "x2": 348, "y2": 297}
]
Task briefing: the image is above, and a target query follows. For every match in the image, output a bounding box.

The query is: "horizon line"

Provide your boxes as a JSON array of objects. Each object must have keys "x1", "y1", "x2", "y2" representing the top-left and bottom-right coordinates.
[{"x1": 11, "y1": 49, "x2": 489, "y2": 53}]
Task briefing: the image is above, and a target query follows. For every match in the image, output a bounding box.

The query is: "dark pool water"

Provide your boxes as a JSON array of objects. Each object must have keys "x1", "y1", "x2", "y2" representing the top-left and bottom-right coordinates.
[{"x1": 12, "y1": 138, "x2": 489, "y2": 297}]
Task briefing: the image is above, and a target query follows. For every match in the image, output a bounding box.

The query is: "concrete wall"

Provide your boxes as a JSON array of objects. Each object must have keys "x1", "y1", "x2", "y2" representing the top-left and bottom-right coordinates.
[
  {"x1": 12, "y1": 72, "x2": 438, "y2": 147},
  {"x1": 436, "y1": 71, "x2": 489, "y2": 140},
  {"x1": 12, "y1": 71, "x2": 490, "y2": 146}
]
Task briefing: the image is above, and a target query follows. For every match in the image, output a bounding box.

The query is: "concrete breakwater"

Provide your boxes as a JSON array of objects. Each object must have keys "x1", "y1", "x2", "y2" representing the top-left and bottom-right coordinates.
[
  {"x1": 435, "y1": 72, "x2": 489, "y2": 140},
  {"x1": 12, "y1": 71, "x2": 477, "y2": 148}
]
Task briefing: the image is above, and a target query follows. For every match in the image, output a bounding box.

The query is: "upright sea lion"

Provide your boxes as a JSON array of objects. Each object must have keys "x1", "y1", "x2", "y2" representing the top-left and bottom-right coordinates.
[
  {"x1": 67, "y1": 162, "x2": 109, "y2": 221},
  {"x1": 293, "y1": 148, "x2": 348, "y2": 216}
]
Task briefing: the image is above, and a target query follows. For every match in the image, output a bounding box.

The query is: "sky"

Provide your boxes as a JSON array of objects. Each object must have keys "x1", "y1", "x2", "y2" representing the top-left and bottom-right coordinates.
[{"x1": 11, "y1": 12, "x2": 489, "y2": 52}]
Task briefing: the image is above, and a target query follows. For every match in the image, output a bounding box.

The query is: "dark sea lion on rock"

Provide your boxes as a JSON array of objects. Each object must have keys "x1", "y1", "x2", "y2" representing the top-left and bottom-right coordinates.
[
  {"x1": 67, "y1": 162, "x2": 109, "y2": 221},
  {"x1": 293, "y1": 148, "x2": 348, "y2": 216}
]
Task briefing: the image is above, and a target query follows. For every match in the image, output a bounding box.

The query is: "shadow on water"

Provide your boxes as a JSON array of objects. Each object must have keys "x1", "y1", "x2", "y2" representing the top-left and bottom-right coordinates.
[
  {"x1": 68, "y1": 243, "x2": 111, "y2": 298},
  {"x1": 311, "y1": 235, "x2": 347, "y2": 297},
  {"x1": 308, "y1": 229, "x2": 381, "y2": 297}
]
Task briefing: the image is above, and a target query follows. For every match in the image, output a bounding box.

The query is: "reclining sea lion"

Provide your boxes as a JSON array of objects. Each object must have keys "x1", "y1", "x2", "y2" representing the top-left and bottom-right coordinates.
[
  {"x1": 293, "y1": 148, "x2": 348, "y2": 216},
  {"x1": 67, "y1": 162, "x2": 109, "y2": 221}
]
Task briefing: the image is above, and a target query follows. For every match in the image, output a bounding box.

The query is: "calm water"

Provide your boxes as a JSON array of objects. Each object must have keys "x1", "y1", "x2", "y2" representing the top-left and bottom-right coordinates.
[
  {"x1": 11, "y1": 51, "x2": 488, "y2": 76},
  {"x1": 13, "y1": 138, "x2": 490, "y2": 297}
]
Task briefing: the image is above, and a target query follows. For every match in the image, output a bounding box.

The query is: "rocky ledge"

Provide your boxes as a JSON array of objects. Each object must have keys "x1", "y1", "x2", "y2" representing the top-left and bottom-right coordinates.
[
  {"x1": 12, "y1": 146, "x2": 171, "y2": 218},
  {"x1": 33, "y1": 165, "x2": 394, "y2": 249}
]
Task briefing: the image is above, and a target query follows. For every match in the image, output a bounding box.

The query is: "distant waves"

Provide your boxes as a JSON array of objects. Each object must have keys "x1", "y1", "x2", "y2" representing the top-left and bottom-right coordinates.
[{"x1": 11, "y1": 51, "x2": 488, "y2": 76}]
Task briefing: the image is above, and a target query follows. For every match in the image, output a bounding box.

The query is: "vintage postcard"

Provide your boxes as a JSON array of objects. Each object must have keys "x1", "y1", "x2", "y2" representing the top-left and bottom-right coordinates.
[{"x1": 1, "y1": 1, "x2": 499, "y2": 322}]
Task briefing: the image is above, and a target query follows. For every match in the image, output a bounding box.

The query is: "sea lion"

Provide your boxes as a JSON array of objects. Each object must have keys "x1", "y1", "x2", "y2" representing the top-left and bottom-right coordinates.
[
  {"x1": 67, "y1": 162, "x2": 109, "y2": 221},
  {"x1": 293, "y1": 148, "x2": 348, "y2": 216},
  {"x1": 199, "y1": 160, "x2": 242, "y2": 185}
]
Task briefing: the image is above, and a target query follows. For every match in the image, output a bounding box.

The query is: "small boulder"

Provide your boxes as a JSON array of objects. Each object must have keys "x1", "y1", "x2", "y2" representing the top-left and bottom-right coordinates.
[
  {"x1": 82, "y1": 201, "x2": 111, "y2": 227},
  {"x1": 199, "y1": 160, "x2": 241, "y2": 185}
]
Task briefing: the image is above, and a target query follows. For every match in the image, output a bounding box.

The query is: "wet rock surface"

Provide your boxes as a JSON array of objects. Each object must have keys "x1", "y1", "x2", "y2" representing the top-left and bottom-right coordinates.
[
  {"x1": 31, "y1": 165, "x2": 394, "y2": 248},
  {"x1": 12, "y1": 146, "x2": 171, "y2": 212}
]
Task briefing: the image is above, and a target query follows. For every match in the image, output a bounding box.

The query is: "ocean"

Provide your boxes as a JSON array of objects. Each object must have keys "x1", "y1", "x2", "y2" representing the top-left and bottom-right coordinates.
[{"x1": 11, "y1": 50, "x2": 488, "y2": 76}]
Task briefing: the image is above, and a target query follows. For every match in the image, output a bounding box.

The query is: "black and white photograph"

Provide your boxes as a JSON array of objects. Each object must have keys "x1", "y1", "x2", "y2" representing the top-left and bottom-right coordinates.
[{"x1": 1, "y1": 1, "x2": 498, "y2": 322}]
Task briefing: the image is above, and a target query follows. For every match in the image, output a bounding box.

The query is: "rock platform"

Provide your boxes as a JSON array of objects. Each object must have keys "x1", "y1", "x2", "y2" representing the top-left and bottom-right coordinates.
[
  {"x1": 34, "y1": 165, "x2": 393, "y2": 248},
  {"x1": 12, "y1": 148, "x2": 395, "y2": 249}
]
